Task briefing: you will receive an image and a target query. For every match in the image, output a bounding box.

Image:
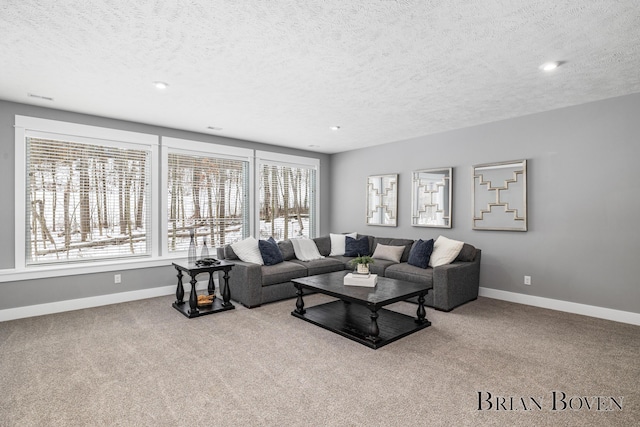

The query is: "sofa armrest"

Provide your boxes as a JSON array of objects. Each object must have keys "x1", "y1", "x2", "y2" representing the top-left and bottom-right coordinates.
[
  {"x1": 432, "y1": 250, "x2": 481, "y2": 311},
  {"x1": 218, "y1": 260, "x2": 263, "y2": 308}
]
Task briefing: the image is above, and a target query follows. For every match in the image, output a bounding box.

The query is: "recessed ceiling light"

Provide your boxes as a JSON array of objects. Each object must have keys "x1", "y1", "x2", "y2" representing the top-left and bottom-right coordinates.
[
  {"x1": 539, "y1": 62, "x2": 559, "y2": 72},
  {"x1": 207, "y1": 126, "x2": 223, "y2": 131},
  {"x1": 329, "y1": 126, "x2": 341, "y2": 131},
  {"x1": 153, "y1": 81, "x2": 169, "y2": 89}
]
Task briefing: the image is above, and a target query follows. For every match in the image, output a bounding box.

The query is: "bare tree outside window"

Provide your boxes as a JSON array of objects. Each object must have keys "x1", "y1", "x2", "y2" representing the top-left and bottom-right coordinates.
[
  {"x1": 259, "y1": 164, "x2": 315, "y2": 240},
  {"x1": 26, "y1": 138, "x2": 151, "y2": 265},
  {"x1": 167, "y1": 153, "x2": 248, "y2": 252}
]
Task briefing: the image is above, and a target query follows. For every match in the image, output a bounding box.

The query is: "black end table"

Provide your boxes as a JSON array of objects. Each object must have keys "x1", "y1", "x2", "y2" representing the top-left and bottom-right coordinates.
[{"x1": 172, "y1": 259, "x2": 235, "y2": 318}]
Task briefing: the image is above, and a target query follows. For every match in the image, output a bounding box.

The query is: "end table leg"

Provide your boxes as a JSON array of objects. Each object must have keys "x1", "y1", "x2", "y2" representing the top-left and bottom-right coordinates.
[
  {"x1": 175, "y1": 269, "x2": 184, "y2": 304},
  {"x1": 208, "y1": 271, "x2": 216, "y2": 296},
  {"x1": 295, "y1": 284, "x2": 305, "y2": 315},
  {"x1": 188, "y1": 274, "x2": 198, "y2": 316},
  {"x1": 221, "y1": 268, "x2": 231, "y2": 307}
]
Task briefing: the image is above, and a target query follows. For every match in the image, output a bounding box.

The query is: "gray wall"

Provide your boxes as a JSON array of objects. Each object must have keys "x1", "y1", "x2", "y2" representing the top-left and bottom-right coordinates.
[
  {"x1": 0, "y1": 100, "x2": 331, "y2": 310},
  {"x1": 330, "y1": 93, "x2": 640, "y2": 314}
]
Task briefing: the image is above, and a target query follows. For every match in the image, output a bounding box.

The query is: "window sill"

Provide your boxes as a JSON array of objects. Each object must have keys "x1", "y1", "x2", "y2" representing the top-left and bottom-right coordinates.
[{"x1": 0, "y1": 255, "x2": 188, "y2": 283}]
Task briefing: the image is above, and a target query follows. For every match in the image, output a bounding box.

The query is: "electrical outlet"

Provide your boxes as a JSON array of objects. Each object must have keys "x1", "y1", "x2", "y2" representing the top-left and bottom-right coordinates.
[
  {"x1": 524, "y1": 275, "x2": 531, "y2": 285},
  {"x1": 114, "y1": 274, "x2": 122, "y2": 284}
]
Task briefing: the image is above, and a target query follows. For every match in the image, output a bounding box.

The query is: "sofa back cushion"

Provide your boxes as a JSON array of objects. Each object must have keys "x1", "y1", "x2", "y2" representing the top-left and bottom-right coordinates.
[
  {"x1": 372, "y1": 237, "x2": 414, "y2": 262},
  {"x1": 259, "y1": 237, "x2": 284, "y2": 266},
  {"x1": 313, "y1": 236, "x2": 332, "y2": 257},
  {"x1": 372, "y1": 243, "x2": 405, "y2": 263},
  {"x1": 357, "y1": 234, "x2": 374, "y2": 255},
  {"x1": 329, "y1": 232, "x2": 358, "y2": 256},
  {"x1": 223, "y1": 245, "x2": 239, "y2": 260},
  {"x1": 429, "y1": 236, "x2": 464, "y2": 267},
  {"x1": 407, "y1": 239, "x2": 435, "y2": 269},
  {"x1": 456, "y1": 243, "x2": 477, "y2": 262},
  {"x1": 277, "y1": 239, "x2": 296, "y2": 261},
  {"x1": 344, "y1": 236, "x2": 370, "y2": 257},
  {"x1": 231, "y1": 237, "x2": 264, "y2": 265}
]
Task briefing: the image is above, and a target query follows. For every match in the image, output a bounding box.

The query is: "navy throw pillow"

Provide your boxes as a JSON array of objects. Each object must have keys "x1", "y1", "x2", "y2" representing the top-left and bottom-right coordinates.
[
  {"x1": 258, "y1": 237, "x2": 284, "y2": 266},
  {"x1": 407, "y1": 239, "x2": 434, "y2": 269},
  {"x1": 344, "y1": 236, "x2": 369, "y2": 257}
]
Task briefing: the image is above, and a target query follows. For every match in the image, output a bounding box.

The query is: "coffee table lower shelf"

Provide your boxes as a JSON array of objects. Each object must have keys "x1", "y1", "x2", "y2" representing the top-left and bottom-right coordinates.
[{"x1": 291, "y1": 300, "x2": 430, "y2": 349}]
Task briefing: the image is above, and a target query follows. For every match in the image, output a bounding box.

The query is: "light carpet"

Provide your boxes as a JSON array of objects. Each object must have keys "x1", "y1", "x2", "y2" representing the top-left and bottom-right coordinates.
[{"x1": 0, "y1": 295, "x2": 638, "y2": 426}]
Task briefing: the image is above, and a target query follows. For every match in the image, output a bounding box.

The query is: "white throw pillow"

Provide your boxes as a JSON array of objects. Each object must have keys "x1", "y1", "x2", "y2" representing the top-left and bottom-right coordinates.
[
  {"x1": 329, "y1": 232, "x2": 357, "y2": 256},
  {"x1": 231, "y1": 237, "x2": 264, "y2": 265},
  {"x1": 372, "y1": 243, "x2": 404, "y2": 263},
  {"x1": 429, "y1": 236, "x2": 464, "y2": 267}
]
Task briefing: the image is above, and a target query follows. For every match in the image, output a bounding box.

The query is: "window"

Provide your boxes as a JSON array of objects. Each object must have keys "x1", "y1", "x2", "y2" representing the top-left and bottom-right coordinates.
[
  {"x1": 257, "y1": 151, "x2": 319, "y2": 240},
  {"x1": 12, "y1": 117, "x2": 320, "y2": 277},
  {"x1": 162, "y1": 138, "x2": 252, "y2": 254},
  {"x1": 16, "y1": 116, "x2": 156, "y2": 267}
]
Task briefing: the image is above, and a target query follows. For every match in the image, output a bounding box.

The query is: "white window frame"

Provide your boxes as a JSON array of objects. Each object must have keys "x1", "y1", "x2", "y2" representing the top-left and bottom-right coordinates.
[
  {"x1": 255, "y1": 151, "x2": 320, "y2": 239},
  {"x1": 5, "y1": 116, "x2": 321, "y2": 283},
  {"x1": 160, "y1": 137, "x2": 254, "y2": 256},
  {"x1": 13, "y1": 115, "x2": 159, "y2": 276}
]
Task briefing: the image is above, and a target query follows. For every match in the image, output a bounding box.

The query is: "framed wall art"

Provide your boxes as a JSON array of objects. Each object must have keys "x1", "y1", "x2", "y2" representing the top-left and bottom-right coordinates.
[
  {"x1": 411, "y1": 167, "x2": 452, "y2": 228},
  {"x1": 472, "y1": 160, "x2": 527, "y2": 231},
  {"x1": 366, "y1": 174, "x2": 397, "y2": 227}
]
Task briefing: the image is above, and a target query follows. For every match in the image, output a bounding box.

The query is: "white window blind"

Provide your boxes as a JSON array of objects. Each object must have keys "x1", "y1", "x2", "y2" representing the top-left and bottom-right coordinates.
[
  {"x1": 167, "y1": 152, "x2": 249, "y2": 252},
  {"x1": 258, "y1": 162, "x2": 317, "y2": 240},
  {"x1": 25, "y1": 136, "x2": 152, "y2": 265}
]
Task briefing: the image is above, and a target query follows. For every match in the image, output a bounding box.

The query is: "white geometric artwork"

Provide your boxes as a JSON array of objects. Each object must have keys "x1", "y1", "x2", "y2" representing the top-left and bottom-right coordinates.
[
  {"x1": 473, "y1": 160, "x2": 527, "y2": 231},
  {"x1": 366, "y1": 174, "x2": 397, "y2": 227},
  {"x1": 411, "y1": 168, "x2": 452, "y2": 228}
]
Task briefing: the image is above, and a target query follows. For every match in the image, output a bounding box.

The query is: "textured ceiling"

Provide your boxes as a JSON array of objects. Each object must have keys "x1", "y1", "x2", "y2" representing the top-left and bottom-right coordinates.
[{"x1": 1, "y1": 1, "x2": 639, "y2": 153}]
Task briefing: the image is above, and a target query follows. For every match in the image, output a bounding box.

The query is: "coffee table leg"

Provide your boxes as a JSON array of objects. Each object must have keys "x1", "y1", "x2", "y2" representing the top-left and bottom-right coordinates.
[
  {"x1": 416, "y1": 294, "x2": 426, "y2": 323},
  {"x1": 208, "y1": 271, "x2": 216, "y2": 295},
  {"x1": 175, "y1": 268, "x2": 184, "y2": 304},
  {"x1": 367, "y1": 307, "x2": 380, "y2": 342},
  {"x1": 295, "y1": 284, "x2": 306, "y2": 315},
  {"x1": 188, "y1": 273, "x2": 199, "y2": 316}
]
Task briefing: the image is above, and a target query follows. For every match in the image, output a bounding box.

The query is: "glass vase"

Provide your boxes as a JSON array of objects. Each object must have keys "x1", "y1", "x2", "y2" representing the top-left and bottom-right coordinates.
[
  {"x1": 188, "y1": 228, "x2": 197, "y2": 264},
  {"x1": 200, "y1": 237, "x2": 209, "y2": 260}
]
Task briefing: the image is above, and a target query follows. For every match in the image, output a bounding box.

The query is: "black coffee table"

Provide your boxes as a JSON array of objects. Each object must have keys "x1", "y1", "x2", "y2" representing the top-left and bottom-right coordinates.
[{"x1": 291, "y1": 271, "x2": 432, "y2": 349}]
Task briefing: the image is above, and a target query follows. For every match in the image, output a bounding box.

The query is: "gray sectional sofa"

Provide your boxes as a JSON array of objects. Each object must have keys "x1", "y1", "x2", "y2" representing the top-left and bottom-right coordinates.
[{"x1": 217, "y1": 234, "x2": 481, "y2": 312}]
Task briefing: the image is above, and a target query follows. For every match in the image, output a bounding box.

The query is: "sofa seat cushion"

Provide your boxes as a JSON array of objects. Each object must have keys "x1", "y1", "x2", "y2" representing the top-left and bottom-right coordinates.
[
  {"x1": 368, "y1": 259, "x2": 398, "y2": 276},
  {"x1": 289, "y1": 258, "x2": 345, "y2": 276},
  {"x1": 385, "y1": 263, "x2": 434, "y2": 287},
  {"x1": 261, "y1": 261, "x2": 308, "y2": 286},
  {"x1": 327, "y1": 255, "x2": 357, "y2": 270}
]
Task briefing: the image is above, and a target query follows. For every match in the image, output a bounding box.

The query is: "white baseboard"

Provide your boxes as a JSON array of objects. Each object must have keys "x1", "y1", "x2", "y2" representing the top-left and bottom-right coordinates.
[
  {"x1": 479, "y1": 287, "x2": 640, "y2": 326},
  {"x1": 0, "y1": 281, "x2": 209, "y2": 322},
  {"x1": 3, "y1": 284, "x2": 638, "y2": 325}
]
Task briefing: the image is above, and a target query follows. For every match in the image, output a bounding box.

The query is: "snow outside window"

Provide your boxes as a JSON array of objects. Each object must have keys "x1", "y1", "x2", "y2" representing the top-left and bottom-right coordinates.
[
  {"x1": 162, "y1": 137, "x2": 252, "y2": 255},
  {"x1": 257, "y1": 152, "x2": 319, "y2": 241},
  {"x1": 22, "y1": 131, "x2": 153, "y2": 266},
  {"x1": 166, "y1": 153, "x2": 249, "y2": 252}
]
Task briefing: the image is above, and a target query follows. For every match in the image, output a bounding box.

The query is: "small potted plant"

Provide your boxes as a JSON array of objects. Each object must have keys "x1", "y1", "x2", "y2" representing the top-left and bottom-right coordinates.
[{"x1": 349, "y1": 255, "x2": 374, "y2": 275}]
